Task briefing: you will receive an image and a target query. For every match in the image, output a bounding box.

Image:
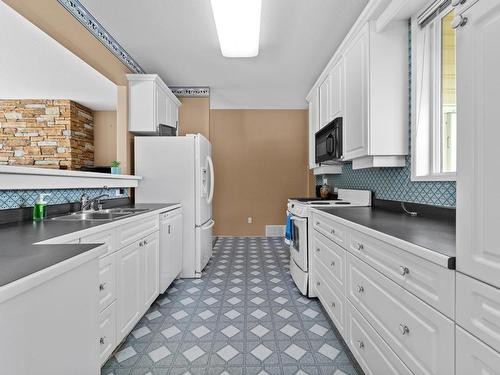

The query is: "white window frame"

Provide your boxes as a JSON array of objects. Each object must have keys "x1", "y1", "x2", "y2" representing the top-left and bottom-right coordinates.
[{"x1": 411, "y1": 3, "x2": 456, "y2": 182}]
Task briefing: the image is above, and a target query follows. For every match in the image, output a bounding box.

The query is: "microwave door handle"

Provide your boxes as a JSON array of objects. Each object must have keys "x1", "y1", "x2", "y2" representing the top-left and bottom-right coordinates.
[{"x1": 326, "y1": 134, "x2": 334, "y2": 155}]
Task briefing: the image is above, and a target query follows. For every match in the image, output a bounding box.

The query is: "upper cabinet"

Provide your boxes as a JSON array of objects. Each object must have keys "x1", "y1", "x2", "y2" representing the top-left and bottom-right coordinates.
[
  {"x1": 127, "y1": 74, "x2": 181, "y2": 135},
  {"x1": 307, "y1": 6, "x2": 409, "y2": 170}
]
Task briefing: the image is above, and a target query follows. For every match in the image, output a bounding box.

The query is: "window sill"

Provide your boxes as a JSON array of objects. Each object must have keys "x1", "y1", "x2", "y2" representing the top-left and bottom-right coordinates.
[{"x1": 411, "y1": 172, "x2": 456, "y2": 182}]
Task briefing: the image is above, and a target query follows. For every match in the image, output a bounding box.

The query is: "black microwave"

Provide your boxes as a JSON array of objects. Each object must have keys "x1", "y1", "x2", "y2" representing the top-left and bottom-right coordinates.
[{"x1": 315, "y1": 117, "x2": 342, "y2": 163}]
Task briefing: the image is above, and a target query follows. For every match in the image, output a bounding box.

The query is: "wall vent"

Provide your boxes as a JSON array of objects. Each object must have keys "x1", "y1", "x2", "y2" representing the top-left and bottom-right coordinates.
[{"x1": 265, "y1": 225, "x2": 285, "y2": 237}]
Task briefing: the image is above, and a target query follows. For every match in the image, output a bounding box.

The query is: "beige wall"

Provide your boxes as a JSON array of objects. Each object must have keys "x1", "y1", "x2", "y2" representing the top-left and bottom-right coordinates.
[
  {"x1": 210, "y1": 109, "x2": 309, "y2": 236},
  {"x1": 178, "y1": 97, "x2": 210, "y2": 139},
  {"x1": 93, "y1": 111, "x2": 117, "y2": 166}
]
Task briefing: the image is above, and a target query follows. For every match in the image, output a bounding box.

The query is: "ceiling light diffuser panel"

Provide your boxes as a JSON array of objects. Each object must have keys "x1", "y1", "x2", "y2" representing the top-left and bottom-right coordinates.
[{"x1": 210, "y1": 0, "x2": 262, "y2": 57}]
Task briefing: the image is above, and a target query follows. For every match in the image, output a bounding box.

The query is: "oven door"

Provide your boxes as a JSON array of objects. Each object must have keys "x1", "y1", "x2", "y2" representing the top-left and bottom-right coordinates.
[{"x1": 290, "y1": 216, "x2": 308, "y2": 272}]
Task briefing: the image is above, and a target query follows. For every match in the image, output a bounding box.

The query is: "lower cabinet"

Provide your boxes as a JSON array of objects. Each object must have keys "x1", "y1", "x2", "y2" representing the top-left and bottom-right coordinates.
[
  {"x1": 99, "y1": 302, "x2": 117, "y2": 365},
  {"x1": 456, "y1": 326, "x2": 500, "y2": 375},
  {"x1": 141, "y1": 232, "x2": 160, "y2": 313},
  {"x1": 346, "y1": 300, "x2": 412, "y2": 375}
]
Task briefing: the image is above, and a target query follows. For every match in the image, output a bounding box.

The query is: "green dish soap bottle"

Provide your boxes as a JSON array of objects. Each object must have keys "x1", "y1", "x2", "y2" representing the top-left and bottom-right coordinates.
[{"x1": 33, "y1": 193, "x2": 51, "y2": 221}]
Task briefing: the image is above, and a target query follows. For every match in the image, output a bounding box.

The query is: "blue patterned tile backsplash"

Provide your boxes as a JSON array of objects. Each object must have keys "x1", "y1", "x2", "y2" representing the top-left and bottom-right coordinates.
[
  {"x1": 0, "y1": 188, "x2": 128, "y2": 210},
  {"x1": 316, "y1": 157, "x2": 456, "y2": 207}
]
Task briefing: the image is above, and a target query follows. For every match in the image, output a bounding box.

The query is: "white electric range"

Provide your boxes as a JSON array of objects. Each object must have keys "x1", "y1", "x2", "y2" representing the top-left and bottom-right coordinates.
[{"x1": 287, "y1": 189, "x2": 372, "y2": 296}]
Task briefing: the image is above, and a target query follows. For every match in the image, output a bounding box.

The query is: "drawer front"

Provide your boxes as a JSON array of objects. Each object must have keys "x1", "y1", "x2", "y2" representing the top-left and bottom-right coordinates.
[
  {"x1": 456, "y1": 326, "x2": 500, "y2": 375},
  {"x1": 117, "y1": 215, "x2": 159, "y2": 248},
  {"x1": 312, "y1": 261, "x2": 346, "y2": 336},
  {"x1": 160, "y1": 207, "x2": 182, "y2": 220},
  {"x1": 457, "y1": 272, "x2": 500, "y2": 352},
  {"x1": 312, "y1": 212, "x2": 347, "y2": 248},
  {"x1": 98, "y1": 253, "x2": 116, "y2": 312},
  {"x1": 346, "y1": 300, "x2": 413, "y2": 375},
  {"x1": 312, "y1": 231, "x2": 346, "y2": 293},
  {"x1": 349, "y1": 229, "x2": 455, "y2": 318},
  {"x1": 99, "y1": 302, "x2": 116, "y2": 365},
  {"x1": 80, "y1": 229, "x2": 117, "y2": 257},
  {"x1": 346, "y1": 253, "x2": 454, "y2": 375}
]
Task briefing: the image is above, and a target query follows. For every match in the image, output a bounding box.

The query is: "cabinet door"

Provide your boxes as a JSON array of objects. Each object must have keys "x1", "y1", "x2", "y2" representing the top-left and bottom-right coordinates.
[
  {"x1": 344, "y1": 24, "x2": 369, "y2": 160},
  {"x1": 116, "y1": 242, "x2": 141, "y2": 341},
  {"x1": 156, "y1": 84, "x2": 168, "y2": 129},
  {"x1": 141, "y1": 232, "x2": 160, "y2": 313},
  {"x1": 170, "y1": 212, "x2": 183, "y2": 279},
  {"x1": 308, "y1": 90, "x2": 320, "y2": 169},
  {"x1": 456, "y1": 326, "x2": 500, "y2": 375},
  {"x1": 456, "y1": 0, "x2": 500, "y2": 288},
  {"x1": 318, "y1": 75, "x2": 331, "y2": 128},
  {"x1": 330, "y1": 59, "x2": 343, "y2": 120}
]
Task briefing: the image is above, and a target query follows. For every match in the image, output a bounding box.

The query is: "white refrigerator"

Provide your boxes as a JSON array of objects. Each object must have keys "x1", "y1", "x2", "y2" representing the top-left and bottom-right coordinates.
[{"x1": 135, "y1": 134, "x2": 215, "y2": 278}]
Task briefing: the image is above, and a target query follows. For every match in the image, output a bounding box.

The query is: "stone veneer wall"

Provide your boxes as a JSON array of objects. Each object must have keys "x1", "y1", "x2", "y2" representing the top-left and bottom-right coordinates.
[{"x1": 0, "y1": 99, "x2": 94, "y2": 169}]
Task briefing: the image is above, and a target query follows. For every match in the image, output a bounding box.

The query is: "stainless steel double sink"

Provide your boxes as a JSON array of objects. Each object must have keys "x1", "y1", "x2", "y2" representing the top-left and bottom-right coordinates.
[{"x1": 51, "y1": 208, "x2": 149, "y2": 222}]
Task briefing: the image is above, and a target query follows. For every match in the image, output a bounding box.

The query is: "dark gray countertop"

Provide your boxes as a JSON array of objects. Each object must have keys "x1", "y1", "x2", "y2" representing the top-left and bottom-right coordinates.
[
  {"x1": 0, "y1": 203, "x2": 179, "y2": 287},
  {"x1": 315, "y1": 206, "x2": 456, "y2": 268}
]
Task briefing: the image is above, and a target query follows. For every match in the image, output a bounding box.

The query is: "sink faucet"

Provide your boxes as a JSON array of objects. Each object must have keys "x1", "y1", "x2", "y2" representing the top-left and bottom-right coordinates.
[{"x1": 80, "y1": 193, "x2": 110, "y2": 211}]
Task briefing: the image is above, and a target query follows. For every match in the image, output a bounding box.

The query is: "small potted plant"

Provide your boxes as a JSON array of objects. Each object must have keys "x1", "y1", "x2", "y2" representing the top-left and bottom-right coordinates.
[{"x1": 111, "y1": 160, "x2": 121, "y2": 174}]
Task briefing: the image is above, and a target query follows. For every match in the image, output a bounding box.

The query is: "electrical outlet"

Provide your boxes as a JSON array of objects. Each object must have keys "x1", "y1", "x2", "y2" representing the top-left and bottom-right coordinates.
[{"x1": 247, "y1": 217, "x2": 253, "y2": 224}]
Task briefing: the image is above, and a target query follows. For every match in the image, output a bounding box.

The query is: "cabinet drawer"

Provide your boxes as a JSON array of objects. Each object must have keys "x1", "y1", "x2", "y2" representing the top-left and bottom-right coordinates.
[
  {"x1": 117, "y1": 215, "x2": 159, "y2": 248},
  {"x1": 312, "y1": 212, "x2": 347, "y2": 248},
  {"x1": 98, "y1": 253, "x2": 116, "y2": 312},
  {"x1": 457, "y1": 272, "x2": 500, "y2": 353},
  {"x1": 312, "y1": 261, "x2": 346, "y2": 336},
  {"x1": 312, "y1": 231, "x2": 346, "y2": 293},
  {"x1": 346, "y1": 300, "x2": 412, "y2": 375},
  {"x1": 98, "y1": 302, "x2": 116, "y2": 365},
  {"x1": 348, "y1": 229, "x2": 455, "y2": 318},
  {"x1": 80, "y1": 229, "x2": 117, "y2": 257},
  {"x1": 346, "y1": 253, "x2": 454, "y2": 375},
  {"x1": 456, "y1": 326, "x2": 500, "y2": 375}
]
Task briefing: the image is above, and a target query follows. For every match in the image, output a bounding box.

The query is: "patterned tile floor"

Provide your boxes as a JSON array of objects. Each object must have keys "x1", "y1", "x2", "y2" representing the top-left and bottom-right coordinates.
[{"x1": 102, "y1": 237, "x2": 363, "y2": 375}]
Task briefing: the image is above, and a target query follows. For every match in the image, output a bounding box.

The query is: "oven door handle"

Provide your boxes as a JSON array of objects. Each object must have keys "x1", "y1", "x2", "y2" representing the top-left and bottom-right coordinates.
[{"x1": 290, "y1": 216, "x2": 307, "y2": 222}]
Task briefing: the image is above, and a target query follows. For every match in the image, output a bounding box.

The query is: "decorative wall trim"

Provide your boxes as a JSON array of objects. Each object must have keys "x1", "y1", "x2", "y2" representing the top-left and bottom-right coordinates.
[
  {"x1": 57, "y1": 0, "x2": 145, "y2": 74},
  {"x1": 170, "y1": 87, "x2": 210, "y2": 98}
]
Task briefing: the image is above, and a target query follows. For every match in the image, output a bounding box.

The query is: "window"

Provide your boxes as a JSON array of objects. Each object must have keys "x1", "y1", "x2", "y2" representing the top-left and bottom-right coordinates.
[{"x1": 411, "y1": 1, "x2": 457, "y2": 181}]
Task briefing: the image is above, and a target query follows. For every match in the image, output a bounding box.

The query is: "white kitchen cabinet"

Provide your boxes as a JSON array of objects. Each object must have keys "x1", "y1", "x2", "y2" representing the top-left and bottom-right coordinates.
[
  {"x1": 308, "y1": 89, "x2": 320, "y2": 169},
  {"x1": 329, "y1": 59, "x2": 343, "y2": 121},
  {"x1": 318, "y1": 75, "x2": 331, "y2": 128},
  {"x1": 160, "y1": 209, "x2": 183, "y2": 293},
  {"x1": 98, "y1": 302, "x2": 116, "y2": 365},
  {"x1": 98, "y1": 253, "x2": 116, "y2": 312},
  {"x1": 456, "y1": 0, "x2": 500, "y2": 289},
  {"x1": 456, "y1": 326, "x2": 500, "y2": 375},
  {"x1": 343, "y1": 21, "x2": 408, "y2": 168},
  {"x1": 141, "y1": 232, "x2": 160, "y2": 313},
  {"x1": 116, "y1": 239, "x2": 142, "y2": 342},
  {"x1": 127, "y1": 74, "x2": 181, "y2": 134}
]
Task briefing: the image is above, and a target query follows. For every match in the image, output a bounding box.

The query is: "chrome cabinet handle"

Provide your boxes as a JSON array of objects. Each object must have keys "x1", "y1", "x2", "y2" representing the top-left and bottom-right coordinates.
[
  {"x1": 316, "y1": 281, "x2": 321, "y2": 287},
  {"x1": 357, "y1": 243, "x2": 364, "y2": 251},
  {"x1": 357, "y1": 285, "x2": 364, "y2": 294},
  {"x1": 100, "y1": 336, "x2": 106, "y2": 345},
  {"x1": 144, "y1": 239, "x2": 148, "y2": 245},
  {"x1": 331, "y1": 301, "x2": 336, "y2": 309},
  {"x1": 357, "y1": 340, "x2": 364, "y2": 349},
  {"x1": 331, "y1": 261, "x2": 335, "y2": 267},
  {"x1": 400, "y1": 266, "x2": 410, "y2": 276},
  {"x1": 451, "y1": 0, "x2": 466, "y2": 6},
  {"x1": 99, "y1": 282, "x2": 106, "y2": 291},
  {"x1": 139, "y1": 241, "x2": 143, "y2": 247},
  {"x1": 330, "y1": 229, "x2": 335, "y2": 234},
  {"x1": 316, "y1": 221, "x2": 320, "y2": 226},
  {"x1": 399, "y1": 324, "x2": 410, "y2": 335},
  {"x1": 316, "y1": 248, "x2": 321, "y2": 253},
  {"x1": 451, "y1": 14, "x2": 468, "y2": 29}
]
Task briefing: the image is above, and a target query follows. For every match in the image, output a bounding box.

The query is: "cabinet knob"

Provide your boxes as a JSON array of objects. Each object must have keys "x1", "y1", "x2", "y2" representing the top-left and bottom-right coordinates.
[
  {"x1": 399, "y1": 324, "x2": 410, "y2": 335},
  {"x1": 316, "y1": 221, "x2": 320, "y2": 226},
  {"x1": 357, "y1": 340, "x2": 364, "y2": 349},
  {"x1": 357, "y1": 285, "x2": 364, "y2": 294},
  {"x1": 99, "y1": 336, "x2": 106, "y2": 345},
  {"x1": 139, "y1": 241, "x2": 143, "y2": 247},
  {"x1": 330, "y1": 261, "x2": 335, "y2": 267},
  {"x1": 399, "y1": 266, "x2": 410, "y2": 276},
  {"x1": 144, "y1": 239, "x2": 148, "y2": 245},
  {"x1": 451, "y1": 14, "x2": 468, "y2": 29},
  {"x1": 316, "y1": 281, "x2": 321, "y2": 287},
  {"x1": 99, "y1": 283, "x2": 106, "y2": 291},
  {"x1": 316, "y1": 248, "x2": 321, "y2": 253},
  {"x1": 451, "y1": 0, "x2": 466, "y2": 6},
  {"x1": 331, "y1": 301, "x2": 336, "y2": 309},
  {"x1": 357, "y1": 243, "x2": 364, "y2": 251},
  {"x1": 330, "y1": 229, "x2": 335, "y2": 234}
]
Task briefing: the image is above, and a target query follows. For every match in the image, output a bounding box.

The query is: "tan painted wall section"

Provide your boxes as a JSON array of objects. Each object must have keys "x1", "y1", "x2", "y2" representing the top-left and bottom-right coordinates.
[
  {"x1": 178, "y1": 98, "x2": 210, "y2": 139},
  {"x1": 93, "y1": 111, "x2": 117, "y2": 166},
  {"x1": 210, "y1": 109, "x2": 309, "y2": 236}
]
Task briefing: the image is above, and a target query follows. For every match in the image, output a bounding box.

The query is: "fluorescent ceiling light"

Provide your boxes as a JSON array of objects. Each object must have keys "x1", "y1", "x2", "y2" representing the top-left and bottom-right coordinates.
[{"x1": 210, "y1": 0, "x2": 262, "y2": 58}]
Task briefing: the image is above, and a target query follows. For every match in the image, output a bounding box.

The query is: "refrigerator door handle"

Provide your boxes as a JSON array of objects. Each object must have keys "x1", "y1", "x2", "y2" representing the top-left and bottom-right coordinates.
[
  {"x1": 207, "y1": 155, "x2": 215, "y2": 204},
  {"x1": 202, "y1": 219, "x2": 215, "y2": 230}
]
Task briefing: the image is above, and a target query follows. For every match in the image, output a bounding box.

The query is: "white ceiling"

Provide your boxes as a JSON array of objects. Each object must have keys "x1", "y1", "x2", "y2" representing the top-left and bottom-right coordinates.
[
  {"x1": 81, "y1": 0, "x2": 368, "y2": 109},
  {"x1": 0, "y1": 1, "x2": 117, "y2": 111}
]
